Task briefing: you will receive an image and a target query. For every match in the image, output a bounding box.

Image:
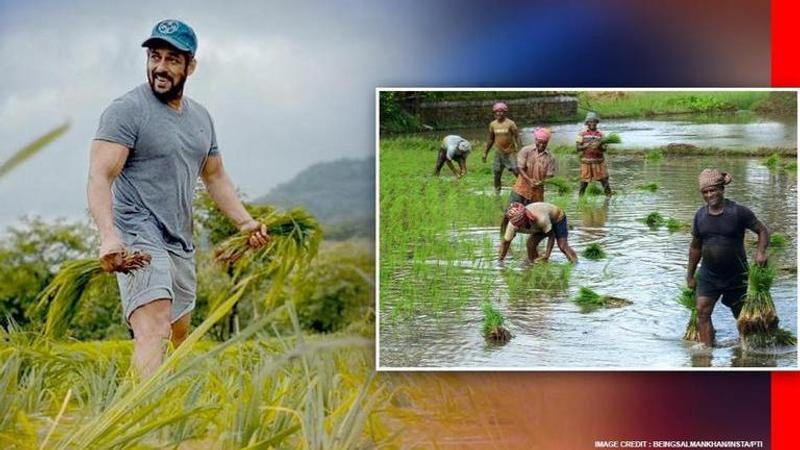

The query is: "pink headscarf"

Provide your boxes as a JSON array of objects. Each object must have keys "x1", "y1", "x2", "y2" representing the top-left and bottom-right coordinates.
[
  {"x1": 493, "y1": 102, "x2": 508, "y2": 112},
  {"x1": 533, "y1": 127, "x2": 551, "y2": 142}
]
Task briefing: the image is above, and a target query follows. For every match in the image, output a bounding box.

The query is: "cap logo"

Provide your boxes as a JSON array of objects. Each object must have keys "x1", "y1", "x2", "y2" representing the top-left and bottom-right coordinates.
[{"x1": 157, "y1": 20, "x2": 179, "y2": 34}]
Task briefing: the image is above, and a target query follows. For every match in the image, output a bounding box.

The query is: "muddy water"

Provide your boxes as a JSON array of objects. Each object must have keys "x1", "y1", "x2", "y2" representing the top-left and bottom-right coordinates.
[
  {"x1": 380, "y1": 155, "x2": 797, "y2": 368},
  {"x1": 426, "y1": 113, "x2": 797, "y2": 149}
]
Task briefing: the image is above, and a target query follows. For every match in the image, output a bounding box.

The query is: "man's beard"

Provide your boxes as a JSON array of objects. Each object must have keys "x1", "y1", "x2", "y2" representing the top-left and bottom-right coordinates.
[{"x1": 148, "y1": 70, "x2": 187, "y2": 103}]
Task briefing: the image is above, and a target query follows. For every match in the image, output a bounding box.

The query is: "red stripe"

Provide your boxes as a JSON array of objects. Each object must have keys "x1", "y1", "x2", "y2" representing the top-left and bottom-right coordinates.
[
  {"x1": 771, "y1": 373, "x2": 800, "y2": 449},
  {"x1": 771, "y1": 0, "x2": 800, "y2": 86}
]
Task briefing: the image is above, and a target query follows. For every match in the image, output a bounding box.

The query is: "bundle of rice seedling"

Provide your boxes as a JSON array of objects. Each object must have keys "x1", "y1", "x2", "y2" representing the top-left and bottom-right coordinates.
[
  {"x1": 638, "y1": 182, "x2": 659, "y2": 192},
  {"x1": 644, "y1": 212, "x2": 664, "y2": 227},
  {"x1": 762, "y1": 153, "x2": 780, "y2": 170},
  {"x1": 600, "y1": 133, "x2": 621, "y2": 145},
  {"x1": 666, "y1": 217, "x2": 687, "y2": 232},
  {"x1": 573, "y1": 287, "x2": 632, "y2": 313},
  {"x1": 770, "y1": 232, "x2": 787, "y2": 247},
  {"x1": 645, "y1": 149, "x2": 663, "y2": 162},
  {"x1": 481, "y1": 300, "x2": 511, "y2": 343},
  {"x1": 34, "y1": 252, "x2": 152, "y2": 337},
  {"x1": 738, "y1": 264, "x2": 796, "y2": 348},
  {"x1": 34, "y1": 259, "x2": 103, "y2": 337},
  {"x1": 544, "y1": 176, "x2": 572, "y2": 194},
  {"x1": 586, "y1": 183, "x2": 604, "y2": 196},
  {"x1": 581, "y1": 243, "x2": 606, "y2": 260},
  {"x1": 677, "y1": 288, "x2": 699, "y2": 341},
  {"x1": 214, "y1": 207, "x2": 322, "y2": 276}
]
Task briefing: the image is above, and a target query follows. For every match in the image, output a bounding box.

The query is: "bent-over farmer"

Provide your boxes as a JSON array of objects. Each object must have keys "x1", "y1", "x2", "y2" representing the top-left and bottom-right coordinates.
[
  {"x1": 499, "y1": 202, "x2": 578, "y2": 264},
  {"x1": 434, "y1": 135, "x2": 472, "y2": 178},
  {"x1": 88, "y1": 19, "x2": 269, "y2": 378},
  {"x1": 687, "y1": 169, "x2": 769, "y2": 347}
]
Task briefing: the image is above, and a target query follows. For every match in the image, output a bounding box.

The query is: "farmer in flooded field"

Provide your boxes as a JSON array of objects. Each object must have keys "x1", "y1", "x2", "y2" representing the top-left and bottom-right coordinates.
[
  {"x1": 687, "y1": 169, "x2": 769, "y2": 347},
  {"x1": 482, "y1": 102, "x2": 521, "y2": 193},
  {"x1": 87, "y1": 19, "x2": 269, "y2": 378},
  {"x1": 434, "y1": 135, "x2": 472, "y2": 178},
  {"x1": 576, "y1": 112, "x2": 612, "y2": 196},
  {"x1": 500, "y1": 127, "x2": 557, "y2": 234},
  {"x1": 499, "y1": 202, "x2": 578, "y2": 264}
]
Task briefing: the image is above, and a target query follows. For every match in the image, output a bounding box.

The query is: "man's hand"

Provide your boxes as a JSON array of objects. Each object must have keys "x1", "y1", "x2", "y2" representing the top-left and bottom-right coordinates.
[
  {"x1": 239, "y1": 219, "x2": 270, "y2": 248},
  {"x1": 687, "y1": 276, "x2": 696, "y2": 290},
  {"x1": 482, "y1": 153, "x2": 488, "y2": 163},
  {"x1": 755, "y1": 250, "x2": 768, "y2": 267},
  {"x1": 99, "y1": 237, "x2": 151, "y2": 274}
]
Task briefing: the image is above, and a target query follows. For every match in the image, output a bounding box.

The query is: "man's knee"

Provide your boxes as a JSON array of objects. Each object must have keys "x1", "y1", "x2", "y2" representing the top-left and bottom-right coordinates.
[
  {"x1": 130, "y1": 299, "x2": 172, "y2": 342},
  {"x1": 696, "y1": 298, "x2": 715, "y2": 320}
]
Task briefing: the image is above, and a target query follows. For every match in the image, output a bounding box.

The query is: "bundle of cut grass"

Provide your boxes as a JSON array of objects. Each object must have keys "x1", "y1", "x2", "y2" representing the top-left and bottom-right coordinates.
[
  {"x1": 581, "y1": 243, "x2": 606, "y2": 260},
  {"x1": 645, "y1": 149, "x2": 664, "y2": 162},
  {"x1": 573, "y1": 287, "x2": 632, "y2": 313},
  {"x1": 586, "y1": 183, "x2": 604, "y2": 196},
  {"x1": 666, "y1": 217, "x2": 687, "y2": 232},
  {"x1": 762, "y1": 153, "x2": 780, "y2": 170},
  {"x1": 600, "y1": 133, "x2": 621, "y2": 145},
  {"x1": 34, "y1": 259, "x2": 103, "y2": 337},
  {"x1": 677, "y1": 288, "x2": 699, "y2": 341},
  {"x1": 638, "y1": 182, "x2": 659, "y2": 192},
  {"x1": 644, "y1": 212, "x2": 665, "y2": 227},
  {"x1": 481, "y1": 300, "x2": 511, "y2": 343},
  {"x1": 737, "y1": 264, "x2": 796, "y2": 348},
  {"x1": 544, "y1": 176, "x2": 572, "y2": 194},
  {"x1": 214, "y1": 208, "x2": 322, "y2": 276}
]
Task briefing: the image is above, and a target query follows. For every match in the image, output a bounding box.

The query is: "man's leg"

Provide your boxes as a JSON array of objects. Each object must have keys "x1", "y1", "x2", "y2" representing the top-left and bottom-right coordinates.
[
  {"x1": 696, "y1": 295, "x2": 718, "y2": 346},
  {"x1": 129, "y1": 299, "x2": 172, "y2": 379},
  {"x1": 493, "y1": 170, "x2": 502, "y2": 193},
  {"x1": 578, "y1": 182, "x2": 588, "y2": 196},
  {"x1": 171, "y1": 312, "x2": 192, "y2": 348},
  {"x1": 600, "y1": 177, "x2": 612, "y2": 196},
  {"x1": 721, "y1": 285, "x2": 747, "y2": 320},
  {"x1": 433, "y1": 149, "x2": 447, "y2": 176},
  {"x1": 556, "y1": 237, "x2": 578, "y2": 263}
]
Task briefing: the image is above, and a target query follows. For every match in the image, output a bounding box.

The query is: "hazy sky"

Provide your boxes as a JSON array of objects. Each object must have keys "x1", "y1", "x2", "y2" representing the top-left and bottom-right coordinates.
[{"x1": 0, "y1": 1, "x2": 446, "y2": 225}]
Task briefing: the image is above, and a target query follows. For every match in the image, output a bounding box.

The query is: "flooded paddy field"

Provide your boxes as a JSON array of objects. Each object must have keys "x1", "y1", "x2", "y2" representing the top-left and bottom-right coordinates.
[{"x1": 379, "y1": 123, "x2": 797, "y2": 369}]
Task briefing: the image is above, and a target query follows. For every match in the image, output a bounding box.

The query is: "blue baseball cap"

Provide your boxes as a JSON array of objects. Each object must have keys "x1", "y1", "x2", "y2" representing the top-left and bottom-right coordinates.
[{"x1": 142, "y1": 19, "x2": 197, "y2": 56}]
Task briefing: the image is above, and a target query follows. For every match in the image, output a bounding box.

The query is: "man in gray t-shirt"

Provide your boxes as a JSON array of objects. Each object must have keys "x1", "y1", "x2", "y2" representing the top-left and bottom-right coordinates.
[{"x1": 88, "y1": 19, "x2": 269, "y2": 378}]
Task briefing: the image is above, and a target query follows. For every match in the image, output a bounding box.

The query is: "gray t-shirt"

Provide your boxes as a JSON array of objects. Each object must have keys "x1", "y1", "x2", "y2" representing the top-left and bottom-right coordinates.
[{"x1": 95, "y1": 83, "x2": 218, "y2": 256}]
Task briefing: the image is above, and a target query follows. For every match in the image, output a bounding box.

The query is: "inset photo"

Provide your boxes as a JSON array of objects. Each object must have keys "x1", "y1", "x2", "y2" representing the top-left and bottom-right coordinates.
[{"x1": 377, "y1": 89, "x2": 798, "y2": 369}]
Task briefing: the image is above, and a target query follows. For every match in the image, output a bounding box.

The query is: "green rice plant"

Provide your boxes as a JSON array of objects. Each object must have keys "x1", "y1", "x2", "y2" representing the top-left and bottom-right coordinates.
[
  {"x1": 586, "y1": 183, "x2": 604, "y2": 196},
  {"x1": 600, "y1": 133, "x2": 621, "y2": 145},
  {"x1": 581, "y1": 243, "x2": 606, "y2": 260},
  {"x1": 644, "y1": 212, "x2": 665, "y2": 227},
  {"x1": 481, "y1": 300, "x2": 510, "y2": 342},
  {"x1": 738, "y1": 264, "x2": 796, "y2": 349},
  {"x1": 769, "y1": 232, "x2": 788, "y2": 247},
  {"x1": 544, "y1": 176, "x2": 572, "y2": 194},
  {"x1": 0, "y1": 122, "x2": 70, "y2": 179},
  {"x1": 666, "y1": 217, "x2": 687, "y2": 232},
  {"x1": 785, "y1": 161, "x2": 797, "y2": 172},
  {"x1": 677, "y1": 288, "x2": 699, "y2": 341},
  {"x1": 645, "y1": 149, "x2": 664, "y2": 162},
  {"x1": 32, "y1": 259, "x2": 103, "y2": 338},
  {"x1": 638, "y1": 182, "x2": 659, "y2": 192},
  {"x1": 762, "y1": 153, "x2": 780, "y2": 170},
  {"x1": 573, "y1": 287, "x2": 632, "y2": 313}
]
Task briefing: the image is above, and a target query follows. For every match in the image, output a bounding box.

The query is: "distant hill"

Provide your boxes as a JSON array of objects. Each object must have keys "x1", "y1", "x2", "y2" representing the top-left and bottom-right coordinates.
[{"x1": 253, "y1": 157, "x2": 375, "y2": 240}]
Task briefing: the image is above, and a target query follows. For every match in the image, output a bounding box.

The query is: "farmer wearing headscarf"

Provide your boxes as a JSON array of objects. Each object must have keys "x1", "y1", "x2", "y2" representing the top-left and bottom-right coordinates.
[
  {"x1": 576, "y1": 111, "x2": 612, "y2": 196},
  {"x1": 434, "y1": 135, "x2": 472, "y2": 177},
  {"x1": 687, "y1": 168, "x2": 769, "y2": 346},
  {"x1": 499, "y1": 202, "x2": 578, "y2": 264},
  {"x1": 500, "y1": 128, "x2": 557, "y2": 234},
  {"x1": 482, "y1": 102, "x2": 521, "y2": 193}
]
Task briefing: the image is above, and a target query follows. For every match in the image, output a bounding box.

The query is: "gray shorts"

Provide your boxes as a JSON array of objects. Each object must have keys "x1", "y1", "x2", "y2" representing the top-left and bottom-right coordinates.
[
  {"x1": 494, "y1": 151, "x2": 517, "y2": 173},
  {"x1": 116, "y1": 232, "x2": 196, "y2": 325}
]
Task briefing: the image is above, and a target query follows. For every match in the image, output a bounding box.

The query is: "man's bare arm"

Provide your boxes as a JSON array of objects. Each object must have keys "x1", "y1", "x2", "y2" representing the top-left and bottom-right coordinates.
[
  {"x1": 687, "y1": 236, "x2": 702, "y2": 288},
  {"x1": 201, "y1": 154, "x2": 268, "y2": 247},
  {"x1": 87, "y1": 140, "x2": 129, "y2": 256}
]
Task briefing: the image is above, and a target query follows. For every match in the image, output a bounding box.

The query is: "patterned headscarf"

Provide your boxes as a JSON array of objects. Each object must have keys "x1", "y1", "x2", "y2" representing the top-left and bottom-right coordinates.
[
  {"x1": 698, "y1": 168, "x2": 732, "y2": 190},
  {"x1": 493, "y1": 102, "x2": 508, "y2": 112},
  {"x1": 506, "y1": 202, "x2": 527, "y2": 227}
]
